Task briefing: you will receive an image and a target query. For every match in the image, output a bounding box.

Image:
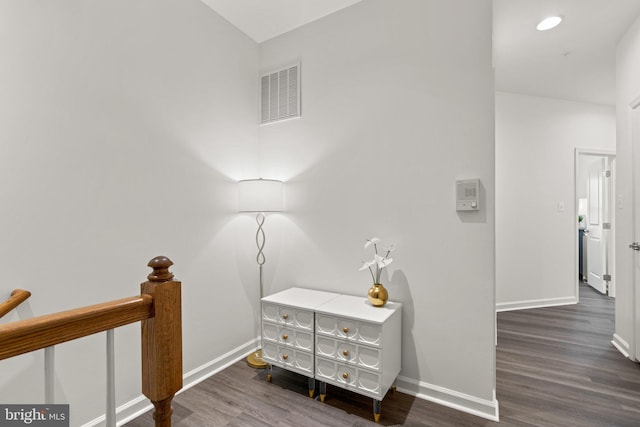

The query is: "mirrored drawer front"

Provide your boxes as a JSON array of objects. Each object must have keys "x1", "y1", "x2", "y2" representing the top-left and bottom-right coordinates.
[
  {"x1": 262, "y1": 304, "x2": 314, "y2": 330},
  {"x1": 262, "y1": 342, "x2": 314, "y2": 376},
  {"x1": 263, "y1": 323, "x2": 313, "y2": 352},
  {"x1": 315, "y1": 336, "x2": 381, "y2": 371},
  {"x1": 316, "y1": 357, "x2": 382, "y2": 397},
  {"x1": 316, "y1": 315, "x2": 382, "y2": 347}
]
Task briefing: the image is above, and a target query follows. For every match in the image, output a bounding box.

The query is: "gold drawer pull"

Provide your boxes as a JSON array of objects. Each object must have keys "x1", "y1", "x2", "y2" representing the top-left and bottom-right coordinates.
[
  {"x1": 342, "y1": 327, "x2": 349, "y2": 333},
  {"x1": 342, "y1": 372, "x2": 349, "y2": 379},
  {"x1": 282, "y1": 314, "x2": 289, "y2": 319},
  {"x1": 282, "y1": 354, "x2": 289, "y2": 360},
  {"x1": 282, "y1": 334, "x2": 289, "y2": 340},
  {"x1": 342, "y1": 349, "x2": 349, "y2": 357}
]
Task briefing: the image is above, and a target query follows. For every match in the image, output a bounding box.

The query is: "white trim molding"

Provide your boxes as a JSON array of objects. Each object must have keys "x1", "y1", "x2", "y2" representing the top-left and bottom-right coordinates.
[
  {"x1": 496, "y1": 296, "x2": 577, "y2": 312},
  {"x1": 396, "y1": 375, "x2": 499, "y2": 422},
  {"x1": 80, "y1": 338, "x2": 260, "y2": 427},
  {"x1": 81, "y1": 336, "x2": 502, "y2": 425},
  {"x1": 612, "y1": 333, "x2": 631, "y2": 359}
]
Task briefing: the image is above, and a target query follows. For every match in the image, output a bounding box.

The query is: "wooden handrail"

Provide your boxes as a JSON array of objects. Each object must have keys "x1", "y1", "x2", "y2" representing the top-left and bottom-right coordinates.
[
  {"x1": 0, "y1": 256, "x2": 182, "y2": 427},
  {"x1": 0, "y1": 295, "x2": 153, "y2": 360},
  {"x1": 0, "y1": 289, "x2": 32, "y2": 319}
]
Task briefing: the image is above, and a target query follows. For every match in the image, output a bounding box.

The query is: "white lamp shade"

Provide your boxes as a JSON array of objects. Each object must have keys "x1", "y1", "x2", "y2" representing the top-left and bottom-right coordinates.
[{"x1": 238, "y1": 179, "x2": 283, "y2": 212}]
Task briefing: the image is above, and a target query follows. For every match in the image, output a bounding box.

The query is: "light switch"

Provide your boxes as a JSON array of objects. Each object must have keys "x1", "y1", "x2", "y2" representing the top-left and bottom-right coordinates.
[
  {"x1": 618, "y1": 194, "x2": 623, "y2": 210},
  {"x1": 558, "y1": 201, "x2": 565, "y2": 212}
]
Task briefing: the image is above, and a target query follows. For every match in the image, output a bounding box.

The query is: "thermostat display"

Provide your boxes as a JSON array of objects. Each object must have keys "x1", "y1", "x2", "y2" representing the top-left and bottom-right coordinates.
[{"x1": 456, "y1": 179, "x2": 480, "y2": 211}]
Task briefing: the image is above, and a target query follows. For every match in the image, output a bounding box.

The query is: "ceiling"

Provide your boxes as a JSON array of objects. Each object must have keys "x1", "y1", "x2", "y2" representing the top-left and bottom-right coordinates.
[
  {"x1": 494, "y1": 0, "x2": 640, "y2": 106},
  {"x1": 201, "y1": 0, "x2": 640, "y2": 106},
  {"x1": 201, "y1": 0, "x2": 363, "y2": 44}
]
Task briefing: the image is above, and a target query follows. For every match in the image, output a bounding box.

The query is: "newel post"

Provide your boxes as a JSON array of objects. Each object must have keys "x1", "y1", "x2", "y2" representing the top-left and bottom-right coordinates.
[{"x1": 141, "y1": 256, "x2": 182, "y2": 427}]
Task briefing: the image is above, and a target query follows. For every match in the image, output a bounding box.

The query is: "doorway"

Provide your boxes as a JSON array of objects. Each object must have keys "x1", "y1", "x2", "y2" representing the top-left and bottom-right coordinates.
[{"x1": 576, "y1": 150, "x2": 616, "y2": 299}]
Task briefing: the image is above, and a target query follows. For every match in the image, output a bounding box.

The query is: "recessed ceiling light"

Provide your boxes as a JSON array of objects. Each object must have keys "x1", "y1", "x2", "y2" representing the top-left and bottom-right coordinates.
[{"x1": 536, "y1": 16, "x2": 563, "y2": 31}]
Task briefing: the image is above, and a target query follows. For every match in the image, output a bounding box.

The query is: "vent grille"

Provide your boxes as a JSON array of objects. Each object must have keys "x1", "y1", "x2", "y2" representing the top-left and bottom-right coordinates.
[{"x1": 261, "y1": 64, "x2": 300, "y2": 124}]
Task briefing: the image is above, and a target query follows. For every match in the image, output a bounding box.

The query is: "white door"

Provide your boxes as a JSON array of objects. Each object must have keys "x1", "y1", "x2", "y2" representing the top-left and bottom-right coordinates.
[
  {"x1": 632, "y1": 103, "x2": 640, "y2": 361},
  {"x1": 587, "y1": 158, "x2": 607, "y2": 294}
]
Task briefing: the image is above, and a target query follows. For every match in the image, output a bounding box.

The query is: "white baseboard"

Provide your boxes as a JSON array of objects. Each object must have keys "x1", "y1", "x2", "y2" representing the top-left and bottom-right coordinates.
[
  {"x1": 395, "y1": 376, "x2": 499, "y2": 422},
  {"x1": 80, "y1": 338, "x2": 259, "y2": 427},
  {"x1": 83, "y1": 337, "x2": 501, "y2": 425},
  {"x1": 180, "y1": 338, "x2": 259, "y2": 392},
  {"x1": 496, "y1": 296, "x2": 577, "y2": 312},
  {"x1": 612, "y1": 333, "x2": 631, "y2": 359}
]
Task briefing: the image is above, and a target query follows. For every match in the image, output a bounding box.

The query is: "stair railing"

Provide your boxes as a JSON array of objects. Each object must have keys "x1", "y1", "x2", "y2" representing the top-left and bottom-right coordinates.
[
  {"x1": 0, "y1": 256, "x2": 182, "y2": 427},
  {"x1": 0, "y1": 288, "x2": 32, "y2": 319}
]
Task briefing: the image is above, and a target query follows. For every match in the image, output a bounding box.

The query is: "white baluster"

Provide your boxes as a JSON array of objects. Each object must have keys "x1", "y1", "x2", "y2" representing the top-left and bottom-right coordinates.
[
  {"x1": 106, "y1": 329, "x2": 116, "y2": 427},
  {"x1": 44, "y1": 346, "x2": 55, "y2": 403}
]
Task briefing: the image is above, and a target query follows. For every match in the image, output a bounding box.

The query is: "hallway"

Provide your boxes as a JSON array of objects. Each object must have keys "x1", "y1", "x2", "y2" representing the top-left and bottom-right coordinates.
[{"x1": 495, "y1": 283, "x2": 640, "y2": 425}]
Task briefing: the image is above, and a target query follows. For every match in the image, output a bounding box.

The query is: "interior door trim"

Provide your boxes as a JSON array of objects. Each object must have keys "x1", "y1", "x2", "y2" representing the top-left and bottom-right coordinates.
[
  {"x1": 574, "y1": 148, "x2": 616, "y2": 303},
  {"x1": 631, "y1": 96, "x2": 640, "y2": 361}
]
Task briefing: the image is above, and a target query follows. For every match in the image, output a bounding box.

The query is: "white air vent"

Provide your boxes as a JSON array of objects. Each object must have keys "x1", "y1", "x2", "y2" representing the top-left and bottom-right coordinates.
[{"x1": 261, "y1": 63, "x2": 300, "y2": 124}]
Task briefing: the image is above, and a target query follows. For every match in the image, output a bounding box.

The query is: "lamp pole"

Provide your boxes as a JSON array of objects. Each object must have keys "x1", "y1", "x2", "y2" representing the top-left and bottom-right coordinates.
[
  {"x1": 246, "y1": 211, "x2": 269, "y2": 369},
  {"x1": 238, "y1": 178, "x2": 283, "y2": 369},
  {"x1": 256, "y1": 212, "x2": 266, "y2": 299}
]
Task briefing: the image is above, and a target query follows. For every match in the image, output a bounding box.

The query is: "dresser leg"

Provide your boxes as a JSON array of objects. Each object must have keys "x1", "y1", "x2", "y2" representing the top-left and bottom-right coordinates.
[
  {"x1": 308, "y1": 377, "x2": 315, "y2": 398},
  {"x1": 266, "y1": 364, "x2": 272, "y2": 382},
  {"x1": 319, "y1": 381, "x2": 326, "y2": 402},
  {"x1": 373, "y1": 399, "x2": 381, "y2": 423}
]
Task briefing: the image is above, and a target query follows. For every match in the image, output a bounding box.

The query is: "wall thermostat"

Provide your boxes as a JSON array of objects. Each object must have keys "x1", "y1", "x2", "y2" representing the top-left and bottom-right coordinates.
[{"x1": 456, "y1": 179, "x2": 480, "y2": 211}]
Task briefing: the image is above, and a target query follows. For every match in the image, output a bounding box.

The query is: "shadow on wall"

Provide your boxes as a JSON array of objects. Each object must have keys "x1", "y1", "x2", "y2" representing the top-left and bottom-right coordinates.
[{"x1": 388, "y1": 269, "x2": 418, "y2": 382}]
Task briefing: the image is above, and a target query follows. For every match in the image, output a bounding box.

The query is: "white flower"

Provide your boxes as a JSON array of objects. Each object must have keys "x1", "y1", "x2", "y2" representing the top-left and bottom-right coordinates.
[
  {"x1": 360, "y1": 238, "x2": 396, "y2": 284},
  {"x1": 364, "y1": 237, "x2": 380, "y2": 248},
  {"x1": 359, "y1": 260, "x2": 376, "y2": 271},
  {"x1": 375, "y1": 254, "x2": 393, "y2": 269}
]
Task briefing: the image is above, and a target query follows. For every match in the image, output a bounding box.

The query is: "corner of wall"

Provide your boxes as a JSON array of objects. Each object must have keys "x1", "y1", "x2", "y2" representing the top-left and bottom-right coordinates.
[{"x1": 396, "y1": 375, "x2": 499, "y2": 422}]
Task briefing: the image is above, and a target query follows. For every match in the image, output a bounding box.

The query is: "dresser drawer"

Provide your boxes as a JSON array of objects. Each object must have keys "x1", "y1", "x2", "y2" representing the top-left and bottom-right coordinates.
[
  {"x1": 263, "y1": 323, "x2": 314, "y2": 352},
  {"x1": 316, "y1": 336, "x2": 357, "y2": 363},
  {"x1": 315, "y1": 336, "x2": 381, "y2": 371},
  {"x1": 316, "y1": 357, "x2": 382, "y2": 397},
  {"x1": 357, "y1": 369, "x2": 383, "y2": 395},
  {"x1": 316, "y1": 357, "x2": 357, "y2": 387},
  {"x1": 263, "y1": 303, "x2": 314, "y2": 331},
  {"x1": 316, "y1": 315, "x2": 383, "y2": 347},
  {"x1": 262, "y1": 342, "x2": 314, "y2": 376}
]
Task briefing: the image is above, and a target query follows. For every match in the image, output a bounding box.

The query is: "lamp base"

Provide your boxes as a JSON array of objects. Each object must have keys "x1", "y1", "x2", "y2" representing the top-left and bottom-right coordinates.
[{"x1": 247, "y1": 349, "x2": 268, "y2": 369}]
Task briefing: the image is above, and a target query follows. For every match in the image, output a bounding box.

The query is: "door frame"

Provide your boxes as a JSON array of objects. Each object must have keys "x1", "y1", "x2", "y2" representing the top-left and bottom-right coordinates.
[
  {"x1": 574, "y1": 148, "x2": 616, "y2": 302},
  {"x1": 631, "y1": 94, "x2": 640, "y2": 361}
]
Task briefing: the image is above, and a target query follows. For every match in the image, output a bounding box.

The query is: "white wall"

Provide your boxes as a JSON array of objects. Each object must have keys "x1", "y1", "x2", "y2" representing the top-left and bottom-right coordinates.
[
  {"x1": 259, "y1": 0, "x2": 497, "y2": 418},
  {"x1": 615, "y1": 14, "x2": 640, "y2": 359},
  {"x1": 0, "y1": 0, "x2": 261, "y2": 425},
  {"x1": 0, "y1": 0, "x2": 516, "y2": 422},
  {"x1": 496, "y1": 92, "x2": 615, "y2": 310}
]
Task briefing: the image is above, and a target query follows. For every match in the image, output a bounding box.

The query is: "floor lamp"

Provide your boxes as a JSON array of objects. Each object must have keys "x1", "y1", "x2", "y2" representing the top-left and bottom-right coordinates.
[{"x1": 238, "y1": 178, "x2": 283, "y2": 368}]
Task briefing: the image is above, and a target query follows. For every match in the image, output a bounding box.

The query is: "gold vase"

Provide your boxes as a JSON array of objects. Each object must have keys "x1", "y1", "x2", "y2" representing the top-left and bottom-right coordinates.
[{"x1": 368, "y1": 283, "x2": 388, "y2": 307}]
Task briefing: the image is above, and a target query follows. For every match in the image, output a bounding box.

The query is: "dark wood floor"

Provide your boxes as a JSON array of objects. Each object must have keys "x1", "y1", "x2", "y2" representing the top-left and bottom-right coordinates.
[{"x1": 126, "y1": 284, "x2": 640, "y2": 426}]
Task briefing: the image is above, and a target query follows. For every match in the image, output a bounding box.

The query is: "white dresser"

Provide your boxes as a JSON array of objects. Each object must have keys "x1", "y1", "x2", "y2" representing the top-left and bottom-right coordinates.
[
  {"x1": 261, "y1": 287, "x2": 402, "y2": 422},
  {"x1": 261, "y1": 288, "x2": 340, "y2": 397}
]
